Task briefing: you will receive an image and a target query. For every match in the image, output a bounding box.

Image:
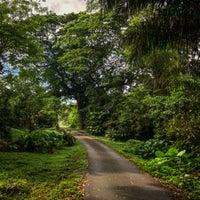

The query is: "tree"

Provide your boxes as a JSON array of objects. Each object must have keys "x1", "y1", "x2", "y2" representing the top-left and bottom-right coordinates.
[
  {"x1": 42, "y1": 12, "x2": 127, "y2": 129},
  {"x1": 0, "y1": 0, "x2": 46, "y2": 72},
  {"x1": 37, "y1": 13, "x2": 79, "y2": 97},
  {"x1": 0, "y1": 74, "x2": 13, "y2": 139},
  {"x1": 0, "y1": 65, "x2": 60, "y2": 137}
]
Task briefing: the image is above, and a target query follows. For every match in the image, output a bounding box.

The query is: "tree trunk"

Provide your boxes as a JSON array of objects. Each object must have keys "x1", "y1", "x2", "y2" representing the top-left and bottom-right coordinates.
[{"x1": 76, "y1": 95, "x2": 88, "y2": 130}]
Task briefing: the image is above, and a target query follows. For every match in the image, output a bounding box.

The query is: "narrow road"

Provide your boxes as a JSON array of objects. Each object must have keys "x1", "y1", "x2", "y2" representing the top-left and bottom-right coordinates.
[{"x1": 75, "y1": 133, "x2": 171, "y2": 200}]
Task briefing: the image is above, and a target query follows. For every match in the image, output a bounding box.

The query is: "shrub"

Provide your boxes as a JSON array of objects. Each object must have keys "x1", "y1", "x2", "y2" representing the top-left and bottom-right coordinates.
[
  {"x1": 37, "y1": 110, "x2": 58, "y2": 128},
  {"x1": 60, "y1": 129, "x2": 76, "y2": 146},
  {"x1": 138, "y1": 134, "x2": 170, "y2": 158},
  {"x1": 105, "y1": 127, "x2": 119, "y2": 140},
  {"x1": 0, "y1": 139, "x2": 8, "y2": 151},
  {"x1": 105, "y1": 87, "x2": 154, "y2": 141},
  {"x1": 122, "y1": 139, "x2": 145, "y2": 155},
  {"x1": 13, "y1": 129, "x2": 75, "y2": 153},
  {"x1": 0, "y1": 125, "x2": 11, "y2": 141},
  {"x1": 86, "y1": 111, "x2": 107, "y2": 136},
  {"x1": 143, "y1": 148, "x2": 200, "y2": 199}
]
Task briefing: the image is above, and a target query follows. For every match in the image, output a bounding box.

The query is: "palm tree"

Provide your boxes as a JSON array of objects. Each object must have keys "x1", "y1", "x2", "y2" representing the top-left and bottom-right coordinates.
[{"x1": 86, "y1": 0, "x2": 199, "y2": 51}]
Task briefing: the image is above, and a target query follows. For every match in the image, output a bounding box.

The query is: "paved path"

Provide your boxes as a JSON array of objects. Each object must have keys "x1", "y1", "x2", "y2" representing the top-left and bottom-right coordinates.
[{"x1": 75, "y1": 133, "x2": 171, "y2": 200}]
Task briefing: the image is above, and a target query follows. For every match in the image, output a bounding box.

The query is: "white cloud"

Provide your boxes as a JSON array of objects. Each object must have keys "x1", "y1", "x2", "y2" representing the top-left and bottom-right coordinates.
[{"x1": 42, "y1": 0, "x2": 86, "y2": 14}]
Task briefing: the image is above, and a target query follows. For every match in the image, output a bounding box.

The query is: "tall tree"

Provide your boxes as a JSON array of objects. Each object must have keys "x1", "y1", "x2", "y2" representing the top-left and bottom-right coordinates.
[{"x1": 41, "y1": 12, "x2": 127, "y2": 128}]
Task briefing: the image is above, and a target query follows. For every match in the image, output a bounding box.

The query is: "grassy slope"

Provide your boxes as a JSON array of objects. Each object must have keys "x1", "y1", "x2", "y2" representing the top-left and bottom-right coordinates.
[{"x1": 0, "y1": 144, "x2": 87, "y2": 200}]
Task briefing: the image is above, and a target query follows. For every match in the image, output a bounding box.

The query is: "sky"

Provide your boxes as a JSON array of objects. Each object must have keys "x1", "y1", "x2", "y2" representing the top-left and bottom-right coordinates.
[{"x1": 42, "y1": 0, "x2": 86, "y2": 15}]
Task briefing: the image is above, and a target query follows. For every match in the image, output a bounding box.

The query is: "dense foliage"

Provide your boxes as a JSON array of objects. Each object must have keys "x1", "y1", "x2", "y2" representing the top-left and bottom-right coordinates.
[
  {"x1": 0, "y1": 71, "x2": 60, "y2": 137},
  {"x1": 81, "y1": 1, "x2": 200, "y2": 157},
  {"x1": 0, "y1": 128, "x2": 76, "y2": 153},
  {"x1": 1, "y1": 0, "x2": 199, "y2": 155},
  {"x1": 14, "y1": 129, "x2": 75, "y2": 153},
  {"x1": 0, "y1": 0, "x2": 46, "y2": 71},
  {"x1": 87, "y1": 0, "x2": 199, "y2": 50},
  {"x1": 0, "y1": 0, "x2": 74, "y2": 153}
]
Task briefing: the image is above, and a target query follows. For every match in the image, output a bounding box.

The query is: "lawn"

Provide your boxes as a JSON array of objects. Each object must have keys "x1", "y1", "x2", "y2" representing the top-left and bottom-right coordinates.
[{"x1": 0, "y1": 144, "x2": 87, "y2": 200}]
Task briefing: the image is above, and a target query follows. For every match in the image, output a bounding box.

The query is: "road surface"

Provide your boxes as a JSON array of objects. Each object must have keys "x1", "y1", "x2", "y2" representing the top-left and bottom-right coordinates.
[{"x1": 75, "y1": 133, "x2": 171, "y2": 200}]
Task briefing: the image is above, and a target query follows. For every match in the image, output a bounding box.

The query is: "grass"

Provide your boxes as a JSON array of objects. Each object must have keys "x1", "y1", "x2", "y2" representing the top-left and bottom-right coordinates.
[
  {"x1": 0, "y1": 144, "x2": 87, "y2": 200},
  {"x1": 93, "y1": 136, "x2": 200, "y2": 200}
]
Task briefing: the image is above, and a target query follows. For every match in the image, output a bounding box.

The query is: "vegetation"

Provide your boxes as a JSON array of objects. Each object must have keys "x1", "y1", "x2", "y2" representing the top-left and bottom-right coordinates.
[{"x1": 0, "y1": 0, "x2": 199, "y2": 199}]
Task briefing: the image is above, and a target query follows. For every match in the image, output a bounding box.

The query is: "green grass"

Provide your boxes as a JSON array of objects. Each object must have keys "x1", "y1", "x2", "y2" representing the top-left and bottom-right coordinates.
[
  {"x1": 94, "y1": 136, "x2": 200, "y2": 200},
  {"x1": 0, "y1": 144, "x2": 87, "y2": 200}
]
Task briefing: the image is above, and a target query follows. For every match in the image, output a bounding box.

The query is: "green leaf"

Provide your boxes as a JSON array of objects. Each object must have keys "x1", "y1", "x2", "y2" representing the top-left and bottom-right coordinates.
[
  {"x1": 177, "y1": 150, "x2": 186, "y2": 157},
  {"x1": 166, "y1": 147, "x2": 179, "y2": 157},
  {"x1": 155, "y1": 150, "x2": 165, "y2": 158}
]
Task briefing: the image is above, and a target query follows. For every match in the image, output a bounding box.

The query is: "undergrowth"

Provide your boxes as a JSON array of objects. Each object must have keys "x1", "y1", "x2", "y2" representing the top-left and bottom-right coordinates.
[{"x1": 1, "y1": 128, "x2": 76, "y2": 153}]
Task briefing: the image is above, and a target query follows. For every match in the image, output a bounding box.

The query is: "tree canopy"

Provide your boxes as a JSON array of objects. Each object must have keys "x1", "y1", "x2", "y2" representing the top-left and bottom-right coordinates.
[
  {"x1": 87, "y1": 0, "x2": 200, "y2": 53},
  {"x1": 0, "y1": 0, "x2": 46, "y2": 72},
  {"x1": 40, "y1": 12, "x2": 128, "y2": 128}
]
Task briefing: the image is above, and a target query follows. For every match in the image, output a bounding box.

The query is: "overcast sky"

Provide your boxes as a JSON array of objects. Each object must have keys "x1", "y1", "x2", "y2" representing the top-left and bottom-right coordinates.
[{"x1": 42, "y1": 0, "x2": 86, "y2": 15}]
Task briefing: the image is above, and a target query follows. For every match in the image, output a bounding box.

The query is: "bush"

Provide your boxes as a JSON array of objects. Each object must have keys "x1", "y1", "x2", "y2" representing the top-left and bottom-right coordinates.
[
  {"x1": 13, "y1": 129, "x2": 75, "y2": 153},
  {"x1": 37, "y1": 110, "x2": 58, "y2": 128},
  {"x1": 86, "y1": 111, "x2": 107, "y2": 136},
  {"x1": 105, "y1": 127, "x2": 119, "y2": 140},
  {"x1": 60, "y1": 129, "x2": 76, "y2": 146},
  {"x1": 143, "y1": 148, "x2": 200, "y2": 199},
  {"x1": 144, "y1": 78, "x2": 200, "y2": 156},
  {"x1": 122, "y1": 139, "x2": 145, "y2": 155},
  {"x1": 0, "y1": 139, "x2": 8, "y2": 151},
  {"x1": 138, "y1": 134, "x2": 170, "y2": 158},
  {"x1": 0, "y1": 125, "x2": 11, "y2": 141},
  {"x1": 104, "y1": 87, "x2": 154, "y2": 141}
]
